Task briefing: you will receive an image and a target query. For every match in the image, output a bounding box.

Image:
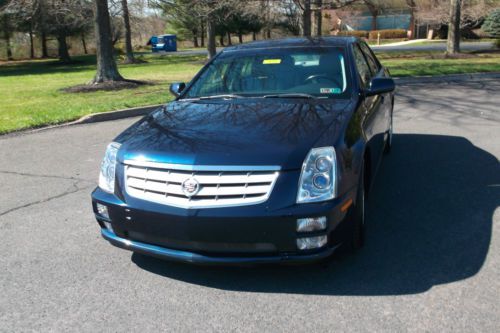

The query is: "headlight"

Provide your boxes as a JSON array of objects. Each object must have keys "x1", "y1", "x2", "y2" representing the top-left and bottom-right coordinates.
[
  {"x1": 98, "y1": 142, "x2": 121, "y2": 193},
  {"x1": 297, "y1": 147, "x2": 336, "y2": 203}
]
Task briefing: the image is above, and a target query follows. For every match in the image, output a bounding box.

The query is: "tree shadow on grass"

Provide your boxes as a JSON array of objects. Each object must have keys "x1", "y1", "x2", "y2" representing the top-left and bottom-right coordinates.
[
  {"x1": 0, "y1": 54, "x2": 205, "y2": 77},
  {"x1": 0, "y1": 55, "x2": 97, "y2": 77},
  {"x1": 132, "y1": 134, "x2": 499, "y2": 296}
]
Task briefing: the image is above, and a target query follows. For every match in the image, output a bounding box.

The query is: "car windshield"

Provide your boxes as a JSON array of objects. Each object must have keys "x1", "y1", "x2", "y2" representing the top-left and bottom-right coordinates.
[{"x1": 183, "y1": 47, "x2": 350, "y2": 99}]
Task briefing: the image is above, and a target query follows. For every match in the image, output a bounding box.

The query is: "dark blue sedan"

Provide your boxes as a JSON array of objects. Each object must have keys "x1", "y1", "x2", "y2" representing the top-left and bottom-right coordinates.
[{"x1": 92, "y1": 37, "x2": 395, "y2": 264}]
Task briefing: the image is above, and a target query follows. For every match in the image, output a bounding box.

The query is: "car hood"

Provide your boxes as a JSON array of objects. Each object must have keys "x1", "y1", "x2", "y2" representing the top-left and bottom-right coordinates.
[{"x1": 116, "y1": 99, "x2": 352, "y2": 170}]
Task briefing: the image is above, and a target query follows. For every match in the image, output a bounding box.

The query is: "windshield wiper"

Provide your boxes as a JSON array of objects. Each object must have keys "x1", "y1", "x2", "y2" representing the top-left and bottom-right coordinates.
[
  {"x1": 198, "y1": 94, "x2": 244, "y2": 100},
  {"x1": 263, "y1": 93, "x2": 316, "y2": 99}
]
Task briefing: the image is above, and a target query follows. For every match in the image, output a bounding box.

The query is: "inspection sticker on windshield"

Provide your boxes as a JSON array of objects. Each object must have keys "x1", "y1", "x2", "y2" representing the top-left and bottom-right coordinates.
[
  {"x1": 320, "y1": 88, "x2": 341, "y2": 94},
  {"x1": 263, "y1": 59, "x2": 282, "y2": 64}
]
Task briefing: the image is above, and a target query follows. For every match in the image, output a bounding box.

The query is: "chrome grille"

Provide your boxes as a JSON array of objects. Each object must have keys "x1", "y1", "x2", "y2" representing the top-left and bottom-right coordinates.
[{"x1": 123, "y1": 161, "x2": 280, "y2": 209}]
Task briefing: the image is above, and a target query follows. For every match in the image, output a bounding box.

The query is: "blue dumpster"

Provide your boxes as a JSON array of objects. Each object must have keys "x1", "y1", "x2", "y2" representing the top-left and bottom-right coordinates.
[{"x1": 150, "y1": 34, "x2": 177, "y2": 52}]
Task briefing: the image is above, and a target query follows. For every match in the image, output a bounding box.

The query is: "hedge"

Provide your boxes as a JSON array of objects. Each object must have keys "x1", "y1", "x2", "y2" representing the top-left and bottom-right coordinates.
[
  {"x1": 368, "y1": 29, "x2": 407, "y2": 39},
  {"x1": 336, "y1": 30, "x2": 369, "y2": 38}
]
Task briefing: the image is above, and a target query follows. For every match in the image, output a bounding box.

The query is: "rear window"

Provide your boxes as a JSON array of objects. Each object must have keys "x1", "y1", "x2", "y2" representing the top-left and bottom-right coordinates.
[{"x1": 183, "y1": 47, "x2": 351, "y2": 99}]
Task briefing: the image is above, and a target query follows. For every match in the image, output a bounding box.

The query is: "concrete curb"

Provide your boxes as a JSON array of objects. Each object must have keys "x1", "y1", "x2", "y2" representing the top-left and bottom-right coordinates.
[
  {"x1": 74, "y1": 104, "x2": 162, "y2": 124},
  {"x1": 395, "y1": 72, "x2": 500, "y2": 85}
]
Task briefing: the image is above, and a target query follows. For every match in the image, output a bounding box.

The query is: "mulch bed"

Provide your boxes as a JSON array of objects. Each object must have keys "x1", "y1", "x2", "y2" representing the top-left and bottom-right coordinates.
[{"x1": 62, "y1": 79, "x2": 153, "y2": 93}]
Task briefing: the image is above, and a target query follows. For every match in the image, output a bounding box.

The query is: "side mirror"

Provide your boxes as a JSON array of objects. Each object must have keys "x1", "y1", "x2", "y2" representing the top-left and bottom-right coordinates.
[
  {"x1": 365, "y1": 78, "x2": 395, "y2": 97},
  {"x1": 169, "y1": 82, "x2": 186, "y2": 97}
]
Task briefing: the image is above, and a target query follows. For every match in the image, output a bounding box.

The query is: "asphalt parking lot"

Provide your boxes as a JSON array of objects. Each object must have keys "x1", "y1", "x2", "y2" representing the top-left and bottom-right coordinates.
[{"x1": 1, "y1": 77, "x2": 499, "y2": 332}]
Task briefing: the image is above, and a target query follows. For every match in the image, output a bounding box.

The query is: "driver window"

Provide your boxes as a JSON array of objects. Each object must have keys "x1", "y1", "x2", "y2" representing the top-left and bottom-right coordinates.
[
  {"x1": 353, "y1": 44, "x2": 372, "y2": 88},
  {"x1": 359, "y1": 43, "x2": 380, "y2": 76}
]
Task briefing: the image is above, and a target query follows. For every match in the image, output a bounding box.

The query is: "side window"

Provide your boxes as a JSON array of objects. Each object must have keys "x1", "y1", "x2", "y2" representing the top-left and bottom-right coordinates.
[
  {"x1": 353, "y1": 45, "x2": 372, "y2": 88},
  {"x1": 359, "y1": 43, "x2": 380, "y2": 76}
]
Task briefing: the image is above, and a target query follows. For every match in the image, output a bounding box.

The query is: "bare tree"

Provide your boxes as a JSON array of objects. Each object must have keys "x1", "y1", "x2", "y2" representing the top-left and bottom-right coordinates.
[
  {"x1": 294, "y1": 0, "x2": 359, "y2": 37},
  {"x1": 314, "y1": 0, "x2": 322, "y2": 36},
  {"x1": 363, "y1": 0, "x2": 385, "y2": 31},
  {"x1": 446, "y1": 0, "x2": 461, "y2": 54},
  {"x1": 406, "y1": 0, "x2": 416, "y2": 39},
  {"x1": 0, "y1": 11, "x2": 13, "y2": 60},
  {"x1": 207, "y1": 6, "x2": 216, "y2": 58},
  {"x1": 92, "y1": 0, "x2": 124, "y2": 83},
  {"x1": 121, "y1": 0, "x2": 136, "y2": 63},
  {"x1": 42, "y1": 0, "x2": 93, "y2": 62}
]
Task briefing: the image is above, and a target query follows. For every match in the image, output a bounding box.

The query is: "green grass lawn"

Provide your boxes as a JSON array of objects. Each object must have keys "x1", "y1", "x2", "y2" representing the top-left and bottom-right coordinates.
[
  {"x1": 1, "y1": 50, "x2": 499, "y2": 134},
  {"x1": 375, "y1": 50, "x2": 500, "y2": 77},
  {"x1": 0, "y1": 54, "x2": 204, "y2": 134}
]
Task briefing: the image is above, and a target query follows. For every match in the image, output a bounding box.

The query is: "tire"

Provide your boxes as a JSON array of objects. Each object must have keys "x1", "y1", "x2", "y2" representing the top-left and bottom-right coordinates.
[
  {"x1": 384, "y1": 109, "x2": 393, "y2": 154},
  {"x1": 348, "y1": 165, "x2": 366, "y2": 251}
]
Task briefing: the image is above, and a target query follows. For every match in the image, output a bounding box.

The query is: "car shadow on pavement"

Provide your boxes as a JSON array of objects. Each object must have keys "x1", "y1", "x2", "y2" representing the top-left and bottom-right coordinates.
[{"x1": 132, "y1": 134, "x2": 499, "y2": 296}]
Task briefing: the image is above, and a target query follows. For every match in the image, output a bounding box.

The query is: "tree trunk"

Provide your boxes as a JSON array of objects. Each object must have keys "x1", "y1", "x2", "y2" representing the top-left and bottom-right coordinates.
[
  {"x1": 302, "y1": 0, "x2": 312, "y2": 37},
  {"x1": 121, "y1": 0, "x2": 135, "y2": 63},
  {"x1": 219, "y1": 35, "x2": 225, "y2": 46},
  {"x1": 5, "y1": 35, "x2": 13, "y2": 60},
  {"x1": 227, "y1": 32, "x2": 232, "y2": 46},
  {"x1": 207, "y1": 18, "x2": 216, "y2": 59},
  {"x1": 193, "y1": 34, "x2": 199, "y2": 48},
  {"x1": 92, "y1": 0, "x2": 124, "y2": 83},
  {"x1": 238, "y1": 32, "x2": 243, "y2": 43},
  {"x1": 200, "y1": 22, "x2": 205, "y2": 47},
  {"x1": 371, "y1": 13, "x2": 378, "y2": 31},
  {"x1": 266, "y1": 28, "x2": 271, "y2": 39},
  {"x1": 314, "y1": 0, "x2": 322, "y2": 36},
  {"x1": 2, "y1": 16, "x2": 13, "y2": 60},
  {"x1": 406, "y1": 0, "x2": 416, "y2": 39},
  {"x1": 81, "y1": 34, "x2": 88, "y2": 54},
  {"x1": 37, "y1": 1, "x2": 49, "y2": 58},
  {"x1": 446, "y1": 0, "x2": 461, "y2": 54},
  {"x1": 41, "y1": 31, "x2": 48, "y2": 58},
  {"x1": 29, "y1": 27, "x2": 35, "y2": 59},
  {"x1": 252, "y1": 31, "x2": 257, "y2": 41},
  {"x1": 364, "y1": 1, "x2": 379, "y2": 31},
  {"x1": 56, "y1": 33, "x2": 71, "y2": 63}
]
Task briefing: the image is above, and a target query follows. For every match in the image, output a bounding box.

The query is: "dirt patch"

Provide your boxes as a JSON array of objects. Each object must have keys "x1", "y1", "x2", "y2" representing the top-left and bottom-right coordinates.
[{"x1": 62, "y1": 80, "x2": 153, "y2": 93}]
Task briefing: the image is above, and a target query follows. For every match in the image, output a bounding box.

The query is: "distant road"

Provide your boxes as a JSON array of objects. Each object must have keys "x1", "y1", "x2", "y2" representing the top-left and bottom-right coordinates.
[
  {"x1": 372, "y1": 41, "x2": 494, "y2": 52},
  {"x1": 171, "y1": 41, "x2": 494, "y2": 56}
]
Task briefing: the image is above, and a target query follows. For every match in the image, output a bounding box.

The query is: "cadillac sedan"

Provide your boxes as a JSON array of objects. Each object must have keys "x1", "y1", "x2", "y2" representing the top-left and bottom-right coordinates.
[{"x1": 91, "y1": 37, "x2": 395, "y2": 264}]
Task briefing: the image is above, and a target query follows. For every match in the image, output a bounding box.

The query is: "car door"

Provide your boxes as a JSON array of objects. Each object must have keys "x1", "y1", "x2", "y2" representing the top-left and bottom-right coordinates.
[
  {"x1": 352, "y1": 43, "x2": 385, "y2": 174},
  {"x1": 359, "y1": 42, "x2": 392, "y2": 137}
]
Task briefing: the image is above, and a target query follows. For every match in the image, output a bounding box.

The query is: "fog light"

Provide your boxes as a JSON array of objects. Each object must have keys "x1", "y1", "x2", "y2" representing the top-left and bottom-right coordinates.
[
  {"x1": 103, "y1": 221, "x2": 114, "y2": 233},
  {"x1": 297, "y1": 235, "x2": 327, "y2": 250},
  {"x1": 297, "y1": 216, "x2": 327, "y2": 232},
  {"x1": 96, "y1": 203, "x2": 109, "y2": 219}
]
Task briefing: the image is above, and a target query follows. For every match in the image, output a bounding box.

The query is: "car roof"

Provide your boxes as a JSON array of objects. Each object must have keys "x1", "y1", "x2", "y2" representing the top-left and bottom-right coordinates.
[{"x1": 223, "y1": 36, "x2": 359, "y2": 52}]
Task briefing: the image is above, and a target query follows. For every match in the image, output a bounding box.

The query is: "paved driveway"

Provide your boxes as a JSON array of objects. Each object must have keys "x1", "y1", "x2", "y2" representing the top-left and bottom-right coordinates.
[{"x1": 1, "y1": 78, "x2": 499, "y2": 332}]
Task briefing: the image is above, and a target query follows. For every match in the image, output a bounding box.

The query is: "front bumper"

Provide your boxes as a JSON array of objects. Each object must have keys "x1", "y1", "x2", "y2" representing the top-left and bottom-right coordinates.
[
  {"x1": 92, "y1": 185, "x2": 355, "y2": 265},
  {"x1": 102, "y1": 228, "x2": 339, "y2": 264}
]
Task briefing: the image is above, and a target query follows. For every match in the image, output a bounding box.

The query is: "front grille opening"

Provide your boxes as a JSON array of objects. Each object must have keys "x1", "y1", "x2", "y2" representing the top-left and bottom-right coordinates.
[{"x1": 124, "y1": 163, "x2": 279, "y2": 208}]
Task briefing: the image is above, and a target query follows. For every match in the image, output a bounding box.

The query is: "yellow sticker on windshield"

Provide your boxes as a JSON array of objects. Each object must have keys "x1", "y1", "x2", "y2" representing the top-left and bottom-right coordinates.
[{"x1": 263, "y1": 59, "x2": 282, "y2": 64}]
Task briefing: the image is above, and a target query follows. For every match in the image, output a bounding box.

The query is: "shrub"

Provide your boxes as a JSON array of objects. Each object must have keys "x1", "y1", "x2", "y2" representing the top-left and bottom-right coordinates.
[
  {"x1": 336, "y1": 30, "x2": 369, "y2": 38},
  {"x1": 482, "y1": 9, "x2": 500, "y2": 38},
  {"x1": 368, "y1": 29, "x2": 407, "y2": 40}
]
